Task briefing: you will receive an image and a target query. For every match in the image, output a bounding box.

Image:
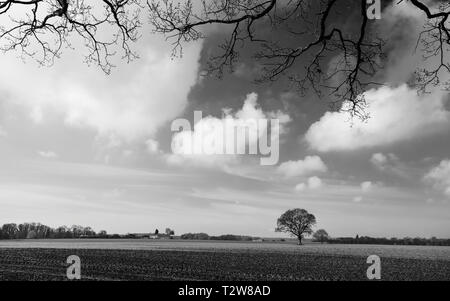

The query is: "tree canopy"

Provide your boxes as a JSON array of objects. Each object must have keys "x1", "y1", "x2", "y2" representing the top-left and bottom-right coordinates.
[
  {"x1": 276, "y1": 208, "x2": 316, "y2": 245},
  {"x1": 0, "y1": 0, "x2": 448, "y2": 118},
  {"x1": 313, "y1": 229, "x2": 330, "y2": 243}
]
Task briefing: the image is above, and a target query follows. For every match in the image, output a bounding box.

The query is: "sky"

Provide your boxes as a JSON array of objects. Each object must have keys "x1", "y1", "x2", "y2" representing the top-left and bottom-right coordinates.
[{"x1": 0, "y1": 1, "x2": 449, "y2": 238}]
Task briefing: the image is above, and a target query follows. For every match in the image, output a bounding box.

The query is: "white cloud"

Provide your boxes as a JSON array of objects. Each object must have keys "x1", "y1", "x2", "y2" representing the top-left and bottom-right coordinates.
[
  {"x1": 305, "y1": 85, "x2": 450, "y2": 152},
  {"x1": 166, "y1": 153, "x2": 238, "y2": 170},
  {"x1": 361, "y1": 181, "x2": 373, "y2": 193},
  {"x1": 278, "y1": 156, "x2": 327, "y2": 178},
  {"x1": 378, "y1": 1, "x2": 450, "y2": 86},
  {"x1": 353, "y1": 196, "x2": 363, "y2": 203},
  {"x1": 424, "y1": 160, "x2": 450, "y2": 197},
  {"x1": 371, "y1": 153, "x2": 388, "y2": 168},
  {"x1": 102, "y1": 188, "x2": 125, "y2": 199},
  {"x1": 295, "y1": 183, "x2": 306, "y2": 192},
  {"x1": 0, "y1": 36, "x2": 203, "y2": 143},
  {"x1": 38, "y1": 151, "x2": 58, "y2": 159},
  {"x1": 30, "y1": 106, "x2": 44, "y2": 124},
  {"x1": 370, "y1": 153, "x2": 402, "y2": 171},
  {"x1": 145, "y1": 139, "x2": 161, "y2": 154},
  {"x1": 294, "y1": 176, "x2": 323, "y2": 192},
  {"x1": 308, "y1": 176, "x2": 323, "y2": 190},
  {"x1": 425, "y1": 198, "x2": 435, "y2": 204},
  {"x1": 370, "y1": 153, "x2": 408, "y2": 178},
  {"x1": 233, "y1": 63, "x2": 263, "y2": 80},
  {"x1": 0, "y1": 126, "x2": 7, "y2": 137},
  {"x1": 168, "y1": 93, "x2": 291, "y2": 168},
  {"x1": 122, "y1": 150, "x2": 134, "y2": 157}
]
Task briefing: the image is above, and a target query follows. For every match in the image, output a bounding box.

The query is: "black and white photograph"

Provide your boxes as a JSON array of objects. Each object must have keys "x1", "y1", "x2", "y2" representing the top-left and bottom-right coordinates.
[{"x1": 0, "y1": 0, "x2": 449, "y2": 289}]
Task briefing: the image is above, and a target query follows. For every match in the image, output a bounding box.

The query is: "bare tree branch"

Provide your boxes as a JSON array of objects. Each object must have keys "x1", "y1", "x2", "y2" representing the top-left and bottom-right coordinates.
[
  {"x1": 0, "y1": 0, "x2": 142, "y2": 73},
  {"x1": 0, "y1": 0, "x2": 448, "y2": 118},
  {"x1": 147, "y1": 0, "x2": 449, "y2": 119}
]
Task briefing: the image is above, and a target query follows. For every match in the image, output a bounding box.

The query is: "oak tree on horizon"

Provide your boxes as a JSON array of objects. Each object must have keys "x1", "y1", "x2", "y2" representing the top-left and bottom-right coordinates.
[{"x1": 276, "y1": 208, "x2": 316, "y2": 245}]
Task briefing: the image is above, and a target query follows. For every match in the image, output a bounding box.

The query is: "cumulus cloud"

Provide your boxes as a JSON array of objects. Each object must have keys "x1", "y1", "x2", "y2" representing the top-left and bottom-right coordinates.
[
  {"x1": 424, "y1": 160, "x2": 450, "y2": 197},
  {"x1": 361, "y1": 181, "x2": 373, "y2": 193},
  {"x1": 0, "y1": 126, "x2": 7, "y2": 137},
  {"x1": 295, "y1": 176, "x2": 324, "y2": 192},
  {"x1": 306, "y1": 1, "x2": 450, "y2": 154},
  {"x1": 353, "y1": 196, "x2": 363, "y2": 203},
  {"x1": 278, "y1": 156, "x2": 327, "y2": 178},
  {"x1": 102, "y1": 188, "x2": 125, "y2": 199},
  {"x1": 30, "y1": 107, "x2": 44, "y2": 124},
  {"x1": 305, "y1": 85, "x2": 450, "y2": 152},
  {"x1": 308, "y1": 176, "x2": 323, "y2": 189},
  {"x1": 233, "y1": 63, "x2": 263, "y2": 80},
  {"x1": 122, "y1": 150, "x2": 134, "y2": 157},
  {"x1": 425, "y1": 198, "x2": 435, "y2": 205},
  {"x1": 378, "y1": 0, "x2": 450, "y2": 86},
  {"x1": 166, "y1": 153, "x2": 239, "y2": 172},
  {"x1": 371, "y1": 153, "x2": 391, "y2": 170},
  {"x1": 353, "y1": 181, "x2": 382, "y2": 202},
  {"x1": 168, "y1": 93, "x2": 291, "y2": 168},
  {"x1": 38, "y1": 151, "x2": 58, "y2": 159},
  {"x1": 294, "y1": 183, "x2": 306, "y2": 192},
  {"x1": 369, "y1": 152, "x2": 409, "y2": 178},
  {"x1": 145, "y1": 139, "x2": 161, "y2": 154},
  {"x1": 0, "y1": 36, "x2": 203, "y2": 143}
]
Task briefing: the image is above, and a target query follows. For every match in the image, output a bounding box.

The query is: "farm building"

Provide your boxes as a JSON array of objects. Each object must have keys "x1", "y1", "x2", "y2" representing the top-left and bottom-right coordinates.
[{"x1": 129, "y1": 233, "x2": 173, "y2": 239}]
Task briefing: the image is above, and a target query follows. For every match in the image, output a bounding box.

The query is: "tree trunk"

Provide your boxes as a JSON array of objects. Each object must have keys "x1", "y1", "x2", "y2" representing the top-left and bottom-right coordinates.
[{"x1": 297, "y1": 236, "x2": 303, "y2": 245}]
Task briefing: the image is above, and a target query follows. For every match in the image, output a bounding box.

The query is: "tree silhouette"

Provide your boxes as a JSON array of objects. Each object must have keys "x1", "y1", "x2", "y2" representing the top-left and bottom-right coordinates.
[
  {"x1": 0, "y1": 0, "x2": 448, "y2": 117},
  {"x1": 276, "y1": 208, "x2": 316, "y2": 245},
  {"x1": 313, "y1": 229, "x2": 330, "y2": 244},
  {"x1": 148, "y1": 0, "x2": 450, "y2": 119},
  {"x1": 0, "y1": 0, "x2": 141, "y2": 73}
]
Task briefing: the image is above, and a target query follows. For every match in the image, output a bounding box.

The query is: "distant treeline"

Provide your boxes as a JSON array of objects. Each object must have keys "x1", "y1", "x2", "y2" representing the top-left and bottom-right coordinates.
[
  {"x1": 0, "y1": 222, "x2": 177, "y2": 240},
  {"x1": 180, "y1": 233, "x2": 258, "y2": 241},
  {"x1": 328, "y1": 236, "x2": 450, "y2": 246},
  {"x1": 2, "y1": 223, "x2": 450, "y2": 246},
  {"x1": 0, "y1": 223, "x2": 109, "y2": 240},
  {"x1": 180, "y1": 233, "x2": 450, "y2": 246}
]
